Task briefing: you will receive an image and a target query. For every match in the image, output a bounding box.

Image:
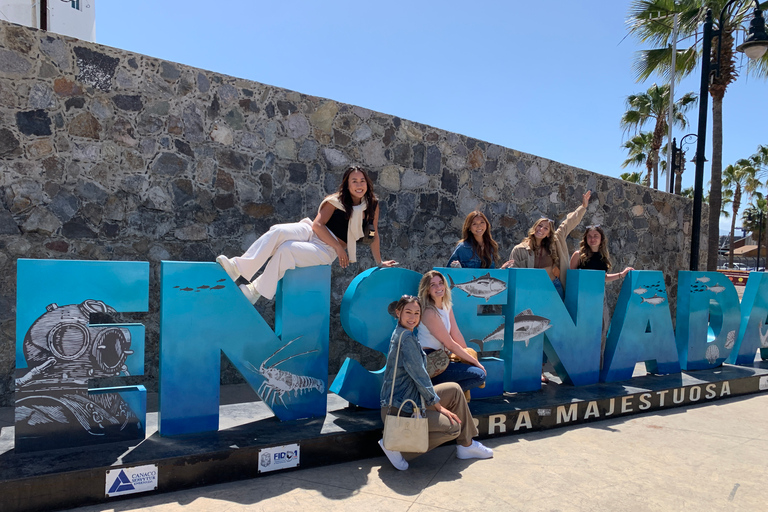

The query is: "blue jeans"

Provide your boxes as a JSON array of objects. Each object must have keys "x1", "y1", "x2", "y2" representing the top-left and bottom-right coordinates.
[
  {"x1": 552, "y1": 277, "x2": 564, "y2": 300},
  {"x1": 431, "y1": 361, "x2": 486, "y2": 392}
]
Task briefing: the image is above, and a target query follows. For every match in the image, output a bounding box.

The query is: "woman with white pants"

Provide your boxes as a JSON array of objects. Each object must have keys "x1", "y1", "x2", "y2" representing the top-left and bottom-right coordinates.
[{"x1": 217, "y1": 166, "x2": 397, "y2": 302}]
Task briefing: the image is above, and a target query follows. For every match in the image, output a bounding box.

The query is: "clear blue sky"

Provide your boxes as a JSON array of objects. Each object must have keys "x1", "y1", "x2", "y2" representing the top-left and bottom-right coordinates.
[{"x1": 97, "y1": 1, "x2": 767, "y2": 234}]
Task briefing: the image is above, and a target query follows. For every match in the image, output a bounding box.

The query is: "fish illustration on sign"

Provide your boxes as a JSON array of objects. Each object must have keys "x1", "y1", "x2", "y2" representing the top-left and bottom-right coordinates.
[
  {"x1": 633, "y1": 287, "x2": 647, "y2": 295},
  {"x1": 705, "y1": 344, "x2": 720, "y2": 364},
  {"x1": 760, "y1": 325, "x2": 768, "y2": 348},
  {"x1": 696, "y1": 277, "x2": 711, "y2": 283},
  {"x1": 448, "y1": 273, "x2": 506, "y2": 302},
  {"x1": 707, "y1": 284, "x2": 725, "y2": 294},
  {"x1": 469, "y1": 323, "x2": 505, "y2": 352},
  {"x1": 724, "y1": 330, "x2": 736, "y2": 350},
  {"x1": 512, "y1": 310, "x2": 552, "y2": 347},
  {"x1": 640, "y1": 294, "x2": 666, "y2": 306}
]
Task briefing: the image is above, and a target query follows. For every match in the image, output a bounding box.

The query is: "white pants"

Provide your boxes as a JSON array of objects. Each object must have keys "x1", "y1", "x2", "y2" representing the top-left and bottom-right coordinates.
[{"x1": 232, "y1": 218, "x2": 337, "y2": 300}]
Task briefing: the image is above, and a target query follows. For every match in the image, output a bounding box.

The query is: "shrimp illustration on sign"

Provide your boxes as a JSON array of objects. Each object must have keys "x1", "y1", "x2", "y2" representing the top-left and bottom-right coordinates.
[
  {"x1": 512, "y1": 310, "x2": 552, "y2": 347},
  {"x1": 246, "y1": 337, "x2": 325, "y2": 407},
  {"x1": 724, "y1": 330, "x2": 736, "y2": 350},
  {"x1": 447, "y1": 273, "x2": 507, "y2": 302}
]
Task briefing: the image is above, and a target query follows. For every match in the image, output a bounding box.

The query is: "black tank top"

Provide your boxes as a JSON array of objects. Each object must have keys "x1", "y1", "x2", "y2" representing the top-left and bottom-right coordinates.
[
  {"x1": 325, "y1": 208, "x2": 350, "y2": 242},
  {"x1": 579, "y1": 252, "x2": 608, "y2": 271}
]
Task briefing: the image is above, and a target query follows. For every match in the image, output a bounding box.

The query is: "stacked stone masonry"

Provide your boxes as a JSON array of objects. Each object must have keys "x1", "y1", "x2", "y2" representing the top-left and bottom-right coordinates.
[{"x1": 0, "y1": 21, "x2": 705, "y2": 406}]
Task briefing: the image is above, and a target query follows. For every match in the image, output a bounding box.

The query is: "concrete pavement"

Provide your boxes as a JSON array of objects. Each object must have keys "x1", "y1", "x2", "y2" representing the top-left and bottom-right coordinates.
[{"x1": 61, "y1": 392, "x2": 768, "y2": 512}]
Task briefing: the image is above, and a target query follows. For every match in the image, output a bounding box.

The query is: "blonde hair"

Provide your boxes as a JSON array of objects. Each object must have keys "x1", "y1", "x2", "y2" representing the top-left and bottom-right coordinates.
[
  {"x1": 578, "y1": 226, "x2": 612, "y2": 270},
  {"x1": 418, "y1": 270, "x2": 452, "y2": 311},
  {"x1": 524, "y1": 218, "x2": 559, "y2": 269}
]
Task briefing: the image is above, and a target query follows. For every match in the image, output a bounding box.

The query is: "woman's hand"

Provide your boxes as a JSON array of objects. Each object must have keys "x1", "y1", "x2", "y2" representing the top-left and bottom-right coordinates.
[
  {"x1": 450, "y1": 260, "x2": 462, "y2": 268},
  {"x1": 435, "y1": 404, "x2": 461, "y2": 425},
  {"x1": 621, "y1": 267, "x2": 634, "y2": 277},
  {"x1": 582, "y1": 190, "x2": 592, "y2": 208},
  {"x1": 336, "y1": 247, "x2": 350, "y2": 268},
  {"x1": 474, "y1": 361, "x2": 487, "y2": 375},
  {"x1": 378, "y1": 260, "x2": 398, "y2": 267},
  {"x1": 500, "y1": 259, "x2": 514, "y2": 269}
]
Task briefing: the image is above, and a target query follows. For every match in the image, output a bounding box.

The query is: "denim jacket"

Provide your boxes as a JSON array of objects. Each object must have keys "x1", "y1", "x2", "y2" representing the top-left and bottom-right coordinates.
[
  {"x1": 447, "y1": 240, "x2": 496, "y2": 269},
  {"x1": 380, "y1": 325, "x2": 440, "y2": 414}
]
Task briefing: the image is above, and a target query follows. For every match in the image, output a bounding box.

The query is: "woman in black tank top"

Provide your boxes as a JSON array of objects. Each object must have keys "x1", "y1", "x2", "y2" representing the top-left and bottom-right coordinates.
[
  {"x1": 216, "y1": 166, "x2": 398, "y2": 303},
  {"x1": 569, "y1": 225, "x2": 633, "y2": 282}
]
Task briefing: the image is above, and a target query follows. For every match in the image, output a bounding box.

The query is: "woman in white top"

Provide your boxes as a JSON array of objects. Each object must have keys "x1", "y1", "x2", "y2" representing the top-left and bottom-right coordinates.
[{"x1": 417, "y1": 270, "x2": 486, "y2": 392}]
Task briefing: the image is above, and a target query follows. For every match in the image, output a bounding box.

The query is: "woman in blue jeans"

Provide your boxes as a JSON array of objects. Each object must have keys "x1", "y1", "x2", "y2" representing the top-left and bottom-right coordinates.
[{"x1": 417, "y1": 270, "x2": 486, "y2": 395}]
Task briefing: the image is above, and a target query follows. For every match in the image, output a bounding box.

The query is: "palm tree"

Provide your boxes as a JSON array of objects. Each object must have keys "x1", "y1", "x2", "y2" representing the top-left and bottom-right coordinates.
[
  {"x1": 621, "y1": 132, "x2": 654, "y2": 185},
  {"x1": 627, "y1": 0, "x2": 768, "y2": 270},
  {"x1": 620, "y1": 83, "x2": 696, "y2": 190},
  {"x1": 742, "y1": 196, "x2": 768, "y2": 264},
  {"x1": 722, "y1": 159, "x2": 760, "y2": 267},
  {"x1": 620, "y1": 171, "x2": 645, "y2": 184}
]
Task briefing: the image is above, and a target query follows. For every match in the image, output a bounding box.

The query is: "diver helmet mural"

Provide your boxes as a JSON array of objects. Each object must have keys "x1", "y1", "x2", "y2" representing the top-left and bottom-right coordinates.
[{"x1": 15, "y1": 299, "x2": 143, "y2": 452}]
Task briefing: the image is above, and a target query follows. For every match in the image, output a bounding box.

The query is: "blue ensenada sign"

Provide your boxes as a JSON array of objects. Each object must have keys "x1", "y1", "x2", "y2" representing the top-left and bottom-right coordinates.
[{"x1": 14, "y1": 259, "x2": 768, "y2": 449}]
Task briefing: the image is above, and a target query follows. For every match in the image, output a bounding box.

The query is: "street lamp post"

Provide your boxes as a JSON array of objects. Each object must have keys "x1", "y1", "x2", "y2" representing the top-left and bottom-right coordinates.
[
  {"x1": 757, "y1": 210, "x2": 764, "y2": 271},
  {"x1": 690, "y1": 1, "x2": 768, "y2": 271},
  {"x1": 670, "y1": 133, "x2": 698, "y2": 194}
]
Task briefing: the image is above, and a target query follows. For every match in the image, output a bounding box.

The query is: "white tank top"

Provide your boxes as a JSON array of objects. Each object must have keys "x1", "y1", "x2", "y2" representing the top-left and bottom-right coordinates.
[{"x1": 418, "y1": 305, "x2": 451, "y2": 351}]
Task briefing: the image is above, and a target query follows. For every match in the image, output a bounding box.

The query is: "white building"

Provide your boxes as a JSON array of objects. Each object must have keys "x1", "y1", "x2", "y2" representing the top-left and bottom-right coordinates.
[{"x1": 0, "y1": 0, "x2": 95, "y2": 42}]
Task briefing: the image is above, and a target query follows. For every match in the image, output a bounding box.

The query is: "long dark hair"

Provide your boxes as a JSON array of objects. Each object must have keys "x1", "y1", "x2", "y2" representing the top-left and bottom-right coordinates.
[
  {"x1": 459, "y1": 211, "x2": 499, "y2": 268},
  {"x1": 579, "y1": 226, "x2": 612, "y2": 270},
  {"x1": 337, "y1": 165, "x2": 378, "y2": 221}
]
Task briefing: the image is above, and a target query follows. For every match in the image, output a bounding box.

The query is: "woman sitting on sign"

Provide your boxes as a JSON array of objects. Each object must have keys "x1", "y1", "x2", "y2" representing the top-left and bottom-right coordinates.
[
  {"x1": 378, "y1": 295, "x2": 493, "y2": 471},
  {"x1": 510, "y1": 190, "x2": 591, "y2": 299},
  {"x1": 216, "y1": 165, "x2": 397, "y2": 302},
  {"x1": 417, "y1": 270, "x2": 486, "y2": 397},
  {"x1": 447, "y1": 211, "x2": 513, "y2": 269}
]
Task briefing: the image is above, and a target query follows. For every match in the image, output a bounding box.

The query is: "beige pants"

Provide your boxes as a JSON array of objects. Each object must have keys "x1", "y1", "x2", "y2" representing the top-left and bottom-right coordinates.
[
  {"x1": 381, "y1": 382, "x2": 478, "y2": 457},
  {"x1": 232, "y1": 218, "x2": 337, "y2": 300}
]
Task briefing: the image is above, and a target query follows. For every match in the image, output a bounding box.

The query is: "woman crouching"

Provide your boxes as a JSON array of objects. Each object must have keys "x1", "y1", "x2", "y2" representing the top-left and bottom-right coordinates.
[{"x1": 378, "y1": 295, "x2": 492, "y2": 471}]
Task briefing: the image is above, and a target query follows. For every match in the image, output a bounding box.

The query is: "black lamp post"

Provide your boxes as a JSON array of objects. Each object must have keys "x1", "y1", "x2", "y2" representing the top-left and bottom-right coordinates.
[
  {"x1": 690, "y1": 1, "x2": 768, "y2": 271},
  {"x1": 670, "y1": 133, "x2": 698, "y2": 194},
  {"x1": 746, "y1": 209, "x2": 765, "y2": 270}
]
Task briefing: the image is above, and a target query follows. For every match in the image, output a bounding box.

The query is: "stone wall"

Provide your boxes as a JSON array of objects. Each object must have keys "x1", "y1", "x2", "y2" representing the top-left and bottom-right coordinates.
[{"x1": 0, "y1": 21, "x2": 706, "y2": 406}]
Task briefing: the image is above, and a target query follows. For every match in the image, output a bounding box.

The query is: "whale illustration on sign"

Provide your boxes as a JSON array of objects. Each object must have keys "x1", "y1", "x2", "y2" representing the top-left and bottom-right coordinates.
[
  {"x1": 448, "y1": 273, "x2": 506, "y2": 302},
  {"x1": 640, "y1": 294, "x2": 666, "y2": 306},
  {"x1": 469, "y1": 323, "x2": 505, "y2": 351},
  {"x1": 512, "y1": 309, "x2": 552, "y2": 347}
]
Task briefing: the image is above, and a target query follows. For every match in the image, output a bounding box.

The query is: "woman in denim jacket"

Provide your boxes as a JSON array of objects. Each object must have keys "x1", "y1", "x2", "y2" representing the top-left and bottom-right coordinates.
[
  {"x1": 447, "y1": 211, "x2": 513, "y2": 269},
  {"x1": 378, "y1": 295, "x2": 492, "y2": 471}
]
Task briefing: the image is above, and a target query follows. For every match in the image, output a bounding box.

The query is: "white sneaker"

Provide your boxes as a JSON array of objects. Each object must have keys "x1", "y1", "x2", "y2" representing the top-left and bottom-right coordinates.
[
  {"x1": 456, "y1": 440, "x2": 493, "y2": 460},
  {"x1": 239, "y1": 283, "x2": 260, "y2": 304},
  {"x1": 216, "y1": 255, "x2": 241, "y2": 282},
  {"x1": 378, "y1": 439, "x2": 408, "y2": 471}
]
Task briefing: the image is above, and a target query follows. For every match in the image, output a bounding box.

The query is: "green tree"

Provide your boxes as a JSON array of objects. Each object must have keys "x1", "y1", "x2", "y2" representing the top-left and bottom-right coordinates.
[
  {"x1": 627, "y1": 0, "x2": 768, "y2": 271},
  {"x1": 620, "y1": 132, "x2": 655, "y2": 184},
  {"x1": 742, "y1": 196, "x2": 768, "y2": 264},
  {"x1": 722, "y1": 159, "x2": 760, "y2": 267},
  {"x1": 620, "y1": 83, "x2": 696, "y2": 190},
  {"x1": 620, "y1": 171, "x2": 645, "y2": 183}
]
